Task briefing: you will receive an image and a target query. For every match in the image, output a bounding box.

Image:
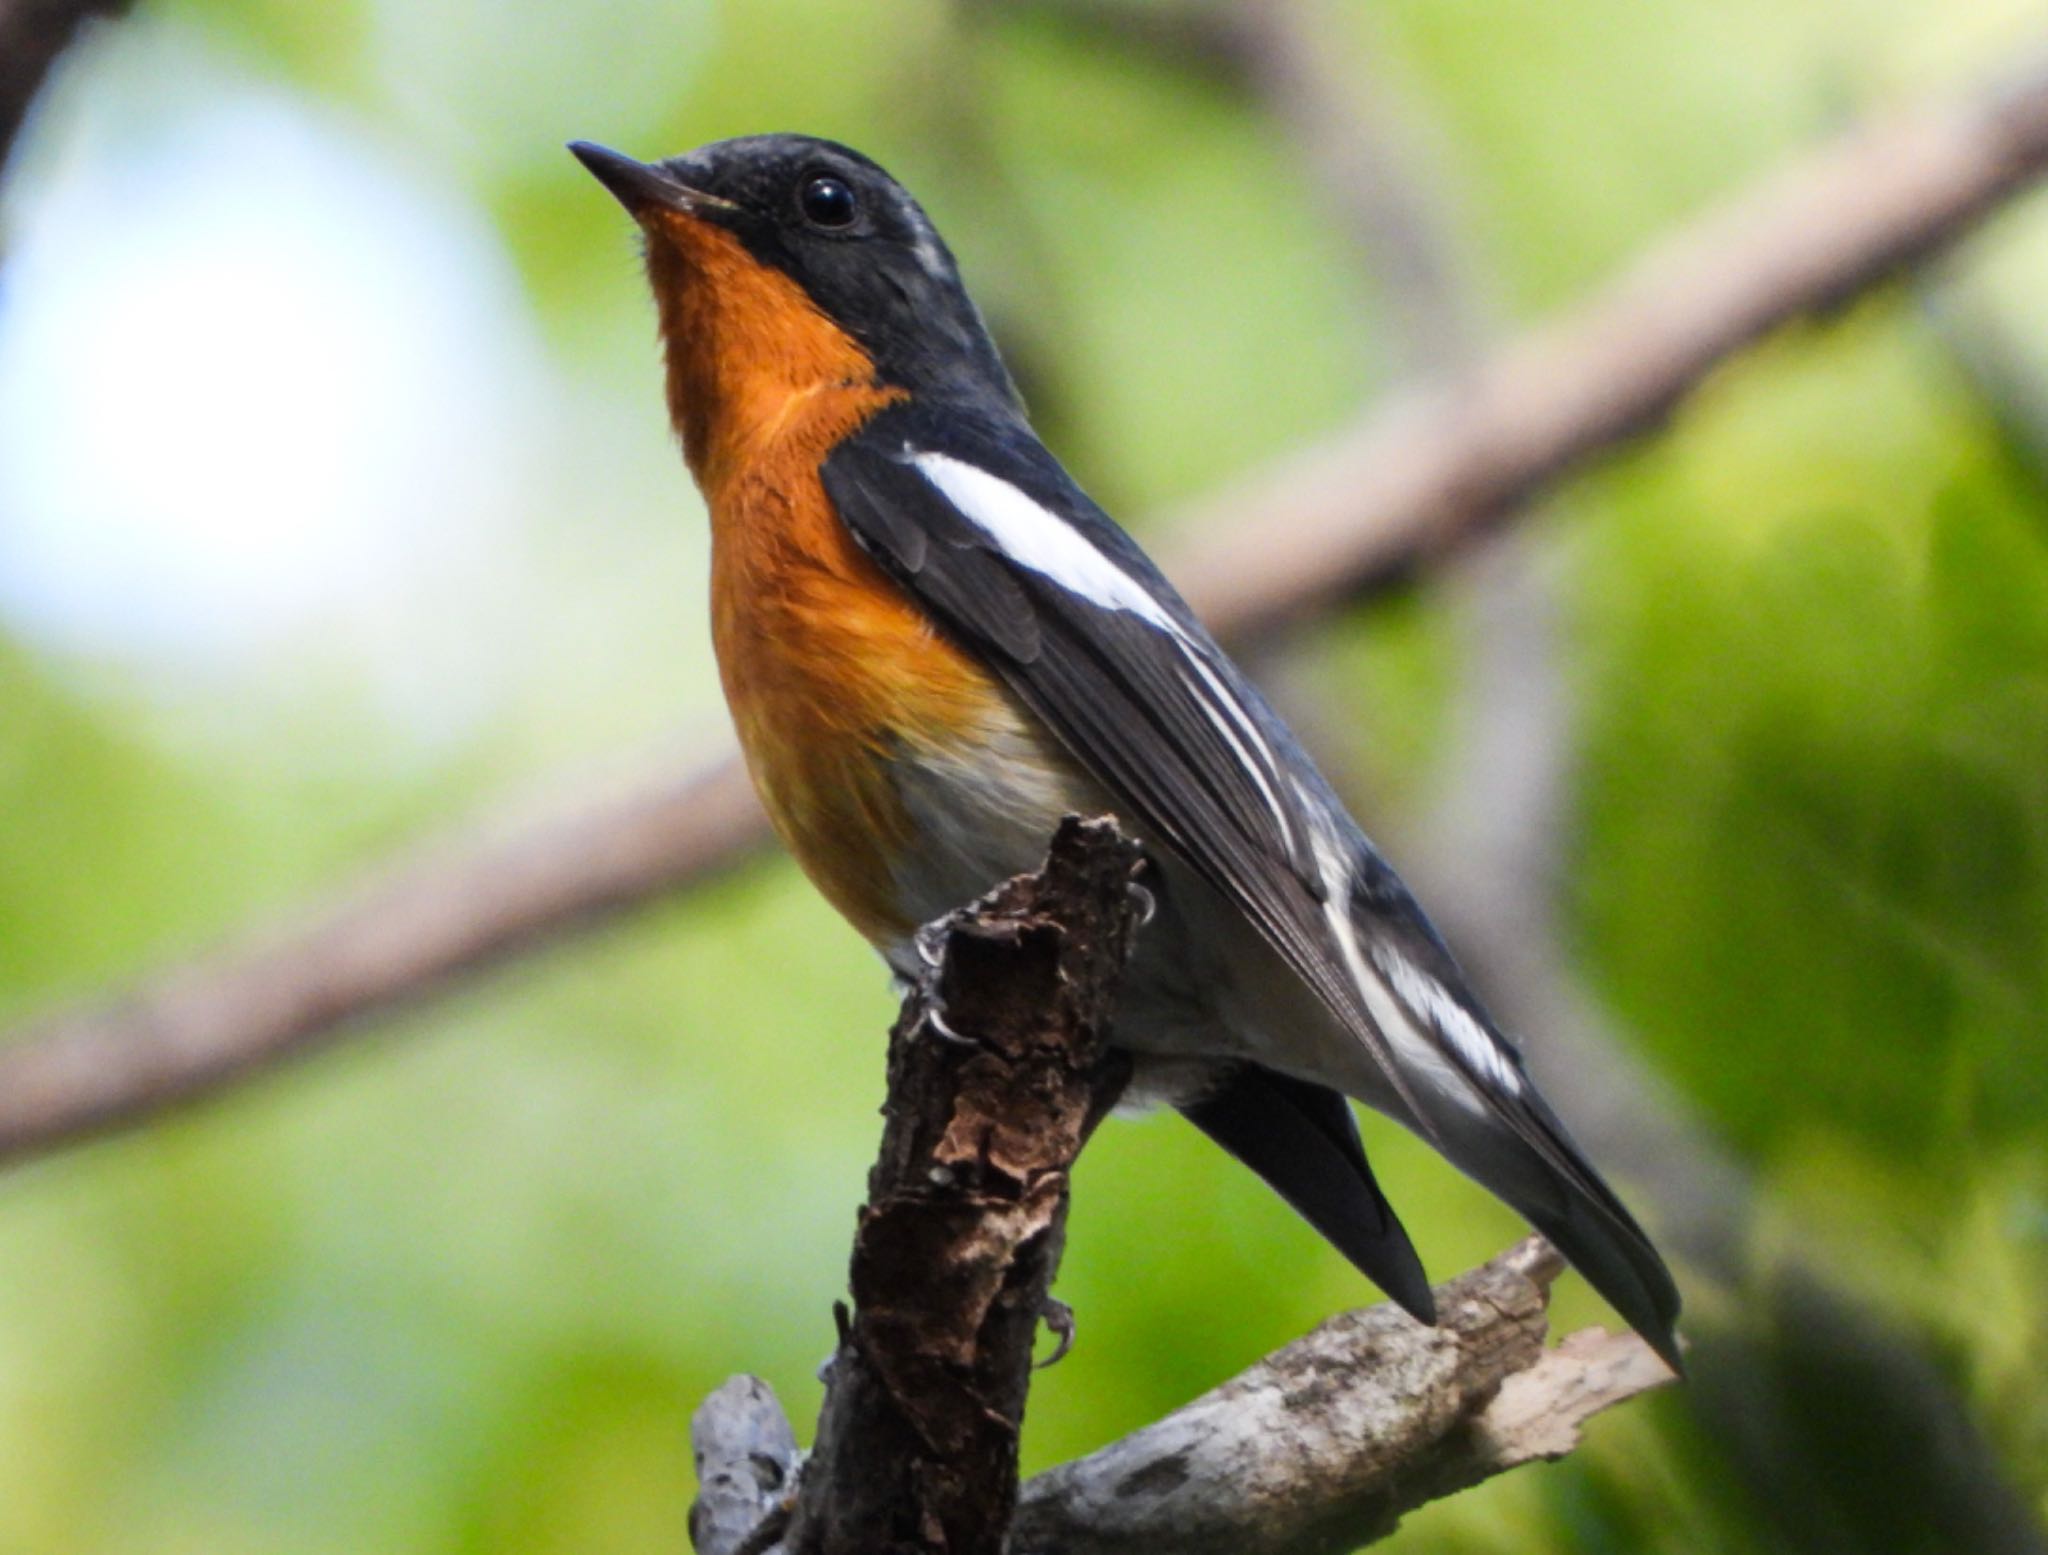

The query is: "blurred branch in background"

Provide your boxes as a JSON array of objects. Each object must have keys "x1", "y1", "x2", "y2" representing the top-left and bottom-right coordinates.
[
  {"x1": 6, "y1": 52, "x2": 2048, "y2": 1162},
  {"x1": 0, "y1": 0, "x2": 127, "y2": 178},
  {"x1": 1164, "y1": 51, "x2": 2048, "y2": 634},
  {"x1": 1404, "y1": 542, "x2": 2048, "y2": 1554},
  {"x1": 963, "y1": 0, "x2": 1487, "y2": 373},
  {"x1": 0, "y1": 757, "x2": 764, "y2": 1160},
  {"x1": 1403, "y1": 543, "x2": 1749, "y2": 1278}
]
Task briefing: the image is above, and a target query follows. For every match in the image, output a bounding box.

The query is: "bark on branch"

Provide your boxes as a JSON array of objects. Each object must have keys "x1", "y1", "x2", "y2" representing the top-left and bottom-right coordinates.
[
  {"x1": 684, "y1": 820, "x2": 1669, "y2": 1555},
  {"x1": 738, "y1": 815, "x2": 1142, "y2": 1555},
  {"x1": 1008, "y1": 1240, "x2": 1668, "y2": 1555},
  {"x1": 692, "y1": 1240, "x2": 1672, "y2": 1555},
  {"x1": 785, "y1": 816, "x2": 1141, "y2": 1554},
  {"x1": 7, "y1": 55, "x2": 2048, "y2": 1159}
]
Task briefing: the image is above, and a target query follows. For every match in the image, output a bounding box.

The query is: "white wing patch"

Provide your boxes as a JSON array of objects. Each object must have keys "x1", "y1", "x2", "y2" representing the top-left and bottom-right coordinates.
[
  {"x1": 913, "y1": 452, "x2": 1181, "y2": 631},
  {"x1": 911, "y1": 449, "x2": 1296, "y2": 852}
]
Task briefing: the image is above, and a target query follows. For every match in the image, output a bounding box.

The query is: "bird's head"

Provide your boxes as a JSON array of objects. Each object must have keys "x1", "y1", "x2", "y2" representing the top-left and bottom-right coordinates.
[{"x1": 571, "y1": 134, "x2": 1017, "y2": 476}]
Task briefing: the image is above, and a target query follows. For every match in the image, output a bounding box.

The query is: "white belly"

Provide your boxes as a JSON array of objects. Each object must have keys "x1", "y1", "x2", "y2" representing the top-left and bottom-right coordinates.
[
  {"x1": 877, "y1": 718, "x2": 1379, "y2": 1111},
  {"x1": 881, "y1": 716, "x2": 1105, "y2": 968}
]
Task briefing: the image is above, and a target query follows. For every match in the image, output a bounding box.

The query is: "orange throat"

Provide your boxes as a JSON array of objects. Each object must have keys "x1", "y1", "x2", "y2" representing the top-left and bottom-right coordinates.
[
  {"x1": 644, "y1": 209, "x2": 1004, "y2": 944},
  {"x1": 644, "y1": 209, "x2": 889, "y2": 492}
]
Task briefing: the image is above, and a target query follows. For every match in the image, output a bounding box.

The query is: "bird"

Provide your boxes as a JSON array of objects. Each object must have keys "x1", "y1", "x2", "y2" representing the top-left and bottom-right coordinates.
[{"x1": 570, "y1": 132, "x2": 1682, "y2": 1372}]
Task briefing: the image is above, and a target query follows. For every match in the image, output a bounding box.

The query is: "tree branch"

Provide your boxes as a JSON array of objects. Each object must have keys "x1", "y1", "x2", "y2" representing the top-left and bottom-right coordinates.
[
  {"x1": 0, "y1": 759, "x2": 764, "y2": 1160},
  {"x1": 1167, "y1": 54, "x2": 2048, "y2": 637},
  {"x1": 1011, "y1": 1238, "x2": 1669, "y2": 1555},
  {"x1": 692, "y1": 1239, "x2": 1672, "y2": 1555},
  {"x1": 1385, "y1": 528, "x2": 2048, "y2": 1552},
  {"x1": 682, "y1": 819, "x2": 1669, "y2": 1555},
  {"x1": 785, "y1": 816, "x2": 1140, "y2": 1554},
  {"x1": 7, "y1": 56, "x2": 2048, "y2": 1159},
  {"x1": 690, "y1": 1377, "x2": 803, "y2": 1555},
  {"x1": 1223, "y1": 0, "x2": 1485, "y2": 373},
  {"x1": 689, "y1": 816, "x2": 1143, "y2": 1555}
]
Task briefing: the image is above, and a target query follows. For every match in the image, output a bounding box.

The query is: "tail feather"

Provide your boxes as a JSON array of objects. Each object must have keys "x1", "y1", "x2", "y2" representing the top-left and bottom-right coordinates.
[
  {"x1": 1527, "y1": 1196, "x2": 1685, "y2": 1374},
  {"x1": 1444, "y1": 1086, "x2": 1685, "y2": 1374},
  {"x1": 1182, "y1": 1064, "x2": 1436, "y2": 1325},
  {"x1": 1332, "y1": 849, "x2": 1684, "y2": 1371}
]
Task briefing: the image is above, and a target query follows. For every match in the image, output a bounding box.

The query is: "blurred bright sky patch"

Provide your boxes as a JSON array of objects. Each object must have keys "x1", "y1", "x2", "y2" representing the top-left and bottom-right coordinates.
[{"x1": 0, "y1": 26, "x2": 552, "y2": 746}]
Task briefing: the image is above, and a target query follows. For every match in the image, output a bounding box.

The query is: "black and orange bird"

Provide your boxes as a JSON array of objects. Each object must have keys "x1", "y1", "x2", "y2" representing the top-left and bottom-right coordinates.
[{"x1": 570, "y1": 133, "x2": 1682, "y2": 1371}]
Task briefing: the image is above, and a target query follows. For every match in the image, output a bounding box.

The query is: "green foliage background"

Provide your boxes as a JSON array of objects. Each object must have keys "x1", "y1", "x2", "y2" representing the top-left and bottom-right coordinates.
[{"x1": 2, "y1": 2, "x2": 2045, "y2": 1551}]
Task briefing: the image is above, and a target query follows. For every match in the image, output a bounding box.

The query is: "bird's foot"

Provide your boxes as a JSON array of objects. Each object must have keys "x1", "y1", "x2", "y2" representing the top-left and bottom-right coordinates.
[
  {"x1": 921, "y1": 1000, "x2": 978, "y2": 1047},
  {"x1": 1126, "y1": 878, "x2": 1157, "y2": 928},
  {"x1": 1035, "y1": 1295, "x2": 1077, "y2": 1368}
]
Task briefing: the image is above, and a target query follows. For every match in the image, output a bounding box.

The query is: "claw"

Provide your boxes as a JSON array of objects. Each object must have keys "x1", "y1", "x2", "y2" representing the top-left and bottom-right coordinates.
[
  {"x1": 1036, "y1": 1296, "x2": 1077, "y2": 1368},
  {"x1": 1128, "y1": 880, "x2": 1157, "y2": 928},
  {"x1": 923, "y1": 1003, "x2": 976, "y2": 1046},
  {"x1": 914, "y1": 922, "x2": 947, "y2": 970}
]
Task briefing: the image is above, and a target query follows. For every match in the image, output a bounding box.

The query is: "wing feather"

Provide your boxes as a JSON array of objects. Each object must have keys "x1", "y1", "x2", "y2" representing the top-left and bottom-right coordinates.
[
  {"x1": 823, "y1": 406, "x2": 1681, "y2": 1363},
  {"x1": 823, "y1": 407, "x2": 1428, "y2": 1120}
]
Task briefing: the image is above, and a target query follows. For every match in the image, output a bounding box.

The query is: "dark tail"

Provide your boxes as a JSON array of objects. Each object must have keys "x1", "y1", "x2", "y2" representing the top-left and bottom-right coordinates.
[
  {"x1": 1182, "y1": 1063, "x2": 1436, "y2": 1325},
  {"x1": 1524, "y1": 1194, "x2": 1685, "y2": 1373},
  {"x1": 1442, "y1": 1083, "x2": 1685, "y2": 1374}
]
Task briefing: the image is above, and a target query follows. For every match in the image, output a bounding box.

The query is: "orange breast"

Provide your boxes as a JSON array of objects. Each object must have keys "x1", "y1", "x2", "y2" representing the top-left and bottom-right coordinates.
[
  {"x1": 643, "y1": 206, "x2": 1021, "y2": 943},
  {"x1": 710, "y1": 441, "x2": 1012, "y2": 944}
]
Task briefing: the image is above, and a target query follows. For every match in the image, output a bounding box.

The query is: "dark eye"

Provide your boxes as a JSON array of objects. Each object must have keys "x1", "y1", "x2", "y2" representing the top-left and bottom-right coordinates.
[{"x1": 799, "y1": 174, "x2": 858, "y2": 228}]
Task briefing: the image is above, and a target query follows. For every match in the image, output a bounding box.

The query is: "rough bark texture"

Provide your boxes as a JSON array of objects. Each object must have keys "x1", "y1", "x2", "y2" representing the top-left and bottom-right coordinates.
[
  {"x1": 1008, "y1": 1239, "x2": 1668, "y2": 1555},
  {"x1": 690, "y1": 1377, "x2": 803, "y2": 1555},
  {"x1": 777, "y1": 816, "x2": 1141, "y2": 1555},
  {"x1": 692, "y1": 1240, "x2": 1674, "y2": 1555}
]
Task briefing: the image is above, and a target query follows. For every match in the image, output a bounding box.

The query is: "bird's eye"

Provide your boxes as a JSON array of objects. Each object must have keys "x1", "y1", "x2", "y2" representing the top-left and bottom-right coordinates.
[{"x1": 799, "y1": 174, "x2": 858, "y2": 228}]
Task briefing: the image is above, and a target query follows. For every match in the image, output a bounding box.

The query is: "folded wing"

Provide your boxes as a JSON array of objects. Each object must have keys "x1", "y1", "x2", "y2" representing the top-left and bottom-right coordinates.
[{"x1": 823, "y1": 402, "x2": 1680, "y2": 1366}]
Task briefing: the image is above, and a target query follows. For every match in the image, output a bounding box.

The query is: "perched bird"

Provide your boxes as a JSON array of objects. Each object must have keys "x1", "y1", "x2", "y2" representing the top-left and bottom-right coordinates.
[{"x1": 571, "y1": 133, "x2": 1682, "y2": 1371}]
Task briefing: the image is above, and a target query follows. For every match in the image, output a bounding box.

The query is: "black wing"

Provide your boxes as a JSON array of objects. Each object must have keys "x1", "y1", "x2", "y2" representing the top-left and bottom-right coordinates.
[
  {"x1": 823, "y1": 402, "x2": 1683, "y2": 1367},
  {"x1": 822, "y1": 402, "x2": 1429, "y2": 1120}
]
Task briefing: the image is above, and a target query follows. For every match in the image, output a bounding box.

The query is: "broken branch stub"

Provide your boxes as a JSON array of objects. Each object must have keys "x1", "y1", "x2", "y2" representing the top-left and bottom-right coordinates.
[{"x1": 781, "y1": 815, "x2": 1142, "y2": 1555}]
